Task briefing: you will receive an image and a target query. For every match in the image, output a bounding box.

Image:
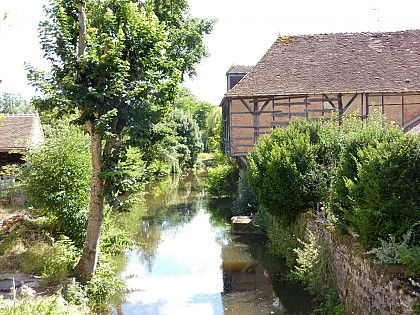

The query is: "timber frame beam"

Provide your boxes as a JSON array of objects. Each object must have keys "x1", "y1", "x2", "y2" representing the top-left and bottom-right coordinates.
[{"x1": 224, "y1": 92, "x2": 419, "y2": 159}]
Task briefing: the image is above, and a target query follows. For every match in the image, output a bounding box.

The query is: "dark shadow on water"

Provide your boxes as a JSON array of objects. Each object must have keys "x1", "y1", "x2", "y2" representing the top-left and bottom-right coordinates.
[{"x1": 221, "y1": 234, "x2": 318, "y2": 315}]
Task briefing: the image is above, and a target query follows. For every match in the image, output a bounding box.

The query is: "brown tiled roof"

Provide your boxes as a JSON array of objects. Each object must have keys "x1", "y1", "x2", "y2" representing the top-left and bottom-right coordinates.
[
  {"x1": 0, "y1": 114, "x2": 43, "y2": 151},
  {"x1": 226, "y1": 30, "x2": 420, "y2": 97},
  {"x1": 226, "y1": 65, "x2": 254, "y2": 75}
]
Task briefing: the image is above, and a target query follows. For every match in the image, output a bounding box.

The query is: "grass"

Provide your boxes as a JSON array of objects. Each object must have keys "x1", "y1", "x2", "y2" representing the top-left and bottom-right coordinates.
[{"x1": 0, "y1": 294, "x2": 90, "y2": 315}]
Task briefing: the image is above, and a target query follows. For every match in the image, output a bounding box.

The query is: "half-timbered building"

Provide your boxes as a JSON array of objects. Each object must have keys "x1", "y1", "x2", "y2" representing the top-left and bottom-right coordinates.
[{"x1": 221, "y1": 30, "x2": 420, "y2": 167}]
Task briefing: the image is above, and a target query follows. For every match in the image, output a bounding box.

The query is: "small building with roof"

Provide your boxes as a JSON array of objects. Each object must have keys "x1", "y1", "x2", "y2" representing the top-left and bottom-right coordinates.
[
  {"x1": 0, "y1": 114, "x2": 43, "y2": 167},
  {"x1": 221, "y1": 30, "x2": 420, "y2": 166}
]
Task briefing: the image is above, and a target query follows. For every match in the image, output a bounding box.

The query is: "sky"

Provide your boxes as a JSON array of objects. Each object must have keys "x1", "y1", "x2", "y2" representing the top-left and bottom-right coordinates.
[{"x1": 1, "y1": 0, "x2": 420, "y2": 105}]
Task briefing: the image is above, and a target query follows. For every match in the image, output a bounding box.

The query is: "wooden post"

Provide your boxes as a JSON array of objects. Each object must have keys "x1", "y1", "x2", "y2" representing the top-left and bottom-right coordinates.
[
  {"x1": 253, "y1": 98, "x2": 259, "y2": 144},
  {"x1": 381, "y1": 93, "x2": 385, "y2": 115},
  {"x1": 366, "y1": 93, "x2": 370, "y2": 119},
  {"x1": 337, "y1": 93, "x2": 343, "y2": 124},
  {"x1": 401, "y1": 93, "x2": 405, "y2": 127}
]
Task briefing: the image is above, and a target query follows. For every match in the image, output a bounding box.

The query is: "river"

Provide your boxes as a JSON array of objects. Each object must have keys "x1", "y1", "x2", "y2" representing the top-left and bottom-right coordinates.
[{"x1": 110, "y1": 170, "x2": 316, "y2": 315}]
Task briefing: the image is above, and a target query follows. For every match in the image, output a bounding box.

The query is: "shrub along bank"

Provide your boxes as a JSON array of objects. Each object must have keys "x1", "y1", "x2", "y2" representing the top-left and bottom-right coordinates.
[{"x1": 241, "y1": 113, "x2": 420, "y2": 313}]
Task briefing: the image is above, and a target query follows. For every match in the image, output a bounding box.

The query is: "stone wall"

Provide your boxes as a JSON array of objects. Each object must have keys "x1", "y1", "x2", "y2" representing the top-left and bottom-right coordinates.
[{"x1": 299, "y1": 213, "x2": 418, "y2": 315}]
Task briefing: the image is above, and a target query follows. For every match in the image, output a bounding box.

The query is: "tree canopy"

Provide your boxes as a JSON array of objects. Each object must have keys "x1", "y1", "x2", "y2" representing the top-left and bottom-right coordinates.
[{"x1": 27, "y1": 0, "x2": 213, "y2": 282}]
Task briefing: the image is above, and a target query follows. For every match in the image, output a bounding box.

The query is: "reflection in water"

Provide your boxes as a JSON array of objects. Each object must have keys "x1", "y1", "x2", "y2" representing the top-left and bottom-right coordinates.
[{"x1": 110, "y1": 171, "x2": 316, "y2": 314}]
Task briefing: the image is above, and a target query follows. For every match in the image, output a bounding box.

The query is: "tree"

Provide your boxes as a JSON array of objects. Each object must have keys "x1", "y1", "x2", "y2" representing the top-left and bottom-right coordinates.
[
  {"x1": 165, "y1": 108, "x2": 203, "y2": 167},
  {"x1": 140, "y1": 108, "x2": 203, "y2": 175},
  {"x1": 0, "y1": 92, "x2": 35, "y2": 114},
  {"x1": 174, "y1": 87, "x2": 214, "y2": 130},
  {"x1": 27, "y1": 0, "x2": 213, "y2": 283},
  {"x1": 204, "y1": 106, "x2": 223, "y2": 153},
  {"x1": 173, "y1": 87, "x2": 215, "y2": 151}
]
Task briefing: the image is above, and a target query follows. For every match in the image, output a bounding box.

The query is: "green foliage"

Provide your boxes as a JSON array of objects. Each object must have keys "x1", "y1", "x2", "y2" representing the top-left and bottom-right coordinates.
[
  {"x1": 141, "y1": 107, "x2": 203, "y2": 175},
  {"x1": 255, "y1": 206, "x2": 300, "y2": 268},
  {"x1": 27, "y1": 0, "x2": 213, "y2": 211},
  {"x1": 367, "y1": 223, "x2": 420, "y2": 276},
  {"x1": 0, "y1": 92, "x2": 35, "y2": 114},
  {"x1": 174, "y1": 87, "x2": 215, "y2": 131},
  {"x1": 166, "y1": 108, "x2": 203, "y2": 167},
  {"x1": 20, "y1": 236, "x2": 79, "y2": 284},
  {"x1": 248, "y1": 120, "x2": 330, "y2": 222},
  {"x1": 345, "y1": 135, "x2": 420, "y2": 247},
  {"x1": 292, "y1": 231, "x2": 345, "y2": 315},
  {"x1": 413, "y1": 302, "x2": 420, "y2": 314},
  {"x1": 267, "y1": 219, "x2": 301, "y2": 269},
  {"x1": 0, "y1": 294, "x2": 89, "y2": 315},
  {"x1": 20, "y1": 122, "x2": 91, "y2": 247},
  {"x1": 148, "y1": 1, "x2": 215, "y2": 78},
  {"x1": 399, "y1": 247, "x2": 420, "y2": 277},
  {"x1": 204, "y1": 106, "x2": 223, "y2": 153},
  {"x1": 100, "y1": 219, "x2": 136, "y2": 256},
  {"x1": 62, "y1": 281, "x2": 89, "y2": 307},
  {"x1": 117, "y1": 146, "x2": 148, "y2": 194},
  {"x1": 85, "y1": 256, "x2": 125, "y2": 312},
  {"x1": 330, "y1": 112, "x2": 403, "y2": 224},
  {"x1": 233, "y1": 171, "x2": 257, "y2": 216},
  {"x1": 293, "y1": 231, "x2": 323, "y2": 284},
  {"x1": 206, "y1": 162, "x2": 238, "y2": 198},
  {"x1": 366, "y1": 234, "x2": 410, "y2": 265}
]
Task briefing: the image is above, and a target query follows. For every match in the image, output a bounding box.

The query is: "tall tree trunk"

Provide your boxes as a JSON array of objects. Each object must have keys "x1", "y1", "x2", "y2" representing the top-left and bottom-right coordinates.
[
  {"x1": 74, "y1": 121, "x2": 105, "y2": 284},
  {"x1": 77, "y1": 1, "x2": 86, "y2": 57}
]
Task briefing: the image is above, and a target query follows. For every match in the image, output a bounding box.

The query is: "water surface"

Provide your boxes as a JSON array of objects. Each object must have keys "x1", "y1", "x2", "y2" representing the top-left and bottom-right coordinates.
[{"x1": 111, "y1": 171, "x2": 316, "y2": 315}]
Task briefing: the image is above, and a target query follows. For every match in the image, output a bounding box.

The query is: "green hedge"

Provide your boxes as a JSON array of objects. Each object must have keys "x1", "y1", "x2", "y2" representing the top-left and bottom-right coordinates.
[
  {"x1": 346, "y1": 135, "x2": 420, "y2": 248},
  {"x1": 330, "y1": 115, "x2": 403, "y2": 225},
  {"x1": 248, "y1": 120, "x2": 331, "y2": 222},
  {"x1": 247, "y1": 114, "x2": 419, "y2": 249}
]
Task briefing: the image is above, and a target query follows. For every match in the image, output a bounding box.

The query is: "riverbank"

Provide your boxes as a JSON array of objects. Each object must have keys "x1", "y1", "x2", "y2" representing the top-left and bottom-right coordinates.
[
  {"x1": 0, "y1": 209, "x2": 61, "y2": 300},
  {"x1": 299, "y1": 213, "x2": 419, "y2": 314}
]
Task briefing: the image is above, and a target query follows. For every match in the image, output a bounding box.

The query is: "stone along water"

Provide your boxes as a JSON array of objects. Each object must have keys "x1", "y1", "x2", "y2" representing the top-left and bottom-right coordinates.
[{"x1": 110, "y1": 171, "x2": 316, "y2": 315}]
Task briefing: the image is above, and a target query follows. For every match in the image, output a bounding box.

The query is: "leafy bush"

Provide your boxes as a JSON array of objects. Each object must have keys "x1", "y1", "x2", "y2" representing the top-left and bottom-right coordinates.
[
  {"x1": 100, "y1": 219, "x2": 136, "y2": 255},
  {"x1": 20, "y1": 122, "x2": 91, "y2": 247},
  {"x1": 85, "y1": 257, "x2": 125, "y2": 312},
  {"x1": 203, "y1": 106, "x2": 223, "y2": 153},
  {"x1": 345, "y1": 135, "x2": 420, "y2": 247},
  {"x1": 293, "y1": 231, "x2": 324, "y2": 284},
  {"x1": 174, "y1": 87, "x2": 214, "y2": 131},
  {"x1": 166, "y1": 108, "x2": 203, "y2": 167},
  {"x1": 330, "y1": 113, "x2": 403, "y2": 224},
  {"x1": 62, "y1": 281, "x2": 89, "y2": 307},
  {"x1": 399, "y1": 247, "x2": 420, "y2": 277},
  {"x1": 248, "y1": 120, "x2": 328, "y2": 222},
  {"x1": 113, "y1": 146, "x2": 148, "y2": 195},
  {"x1": 256, "y1": 206, "x2": 301, "y2": 268},
  {"x1": 206, "y1": 162, "x2": 238, "y2": 198}
]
